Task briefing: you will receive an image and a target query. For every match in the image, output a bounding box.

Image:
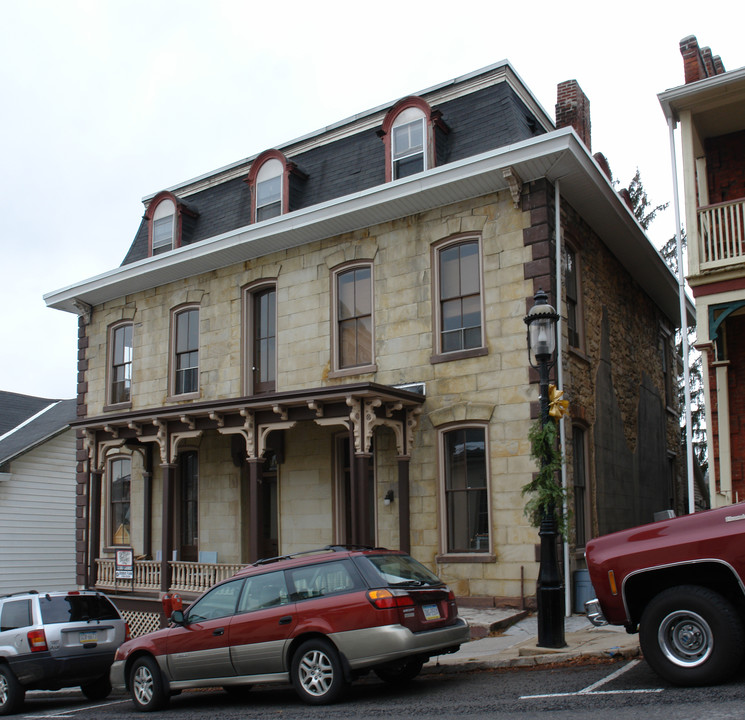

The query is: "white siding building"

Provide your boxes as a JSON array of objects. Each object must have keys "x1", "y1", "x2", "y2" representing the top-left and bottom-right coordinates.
[{"x1": 0, "y1": 393, "x2": 77, "y2": 594}]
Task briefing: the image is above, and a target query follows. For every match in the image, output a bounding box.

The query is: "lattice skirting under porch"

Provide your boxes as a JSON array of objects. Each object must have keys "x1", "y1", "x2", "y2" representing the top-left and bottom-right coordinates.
[{"x1": 121, "y1": 609, "x2": 162, "y2": 638}]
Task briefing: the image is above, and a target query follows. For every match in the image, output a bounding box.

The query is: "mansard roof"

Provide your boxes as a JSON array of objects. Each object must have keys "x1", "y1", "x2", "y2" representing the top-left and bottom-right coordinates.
[
  {"x1": 120, "y1": 63, "x2": 550, "y2": 265},
  {"x1": 45, "y1": 59, "x2": 689, "y2": 326}
]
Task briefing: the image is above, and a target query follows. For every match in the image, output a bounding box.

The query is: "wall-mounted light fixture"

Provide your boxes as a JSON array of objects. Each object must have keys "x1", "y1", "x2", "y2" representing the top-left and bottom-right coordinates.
[{"x1": 384, "y1": 489, "x2": 395, "y2": 505}]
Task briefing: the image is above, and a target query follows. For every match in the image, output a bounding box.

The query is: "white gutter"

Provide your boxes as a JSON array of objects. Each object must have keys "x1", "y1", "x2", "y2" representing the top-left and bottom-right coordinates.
[
  {"x1": 666, "y1": 116, "x2": 696, "y2": 514},
  {"x1": 554, "y1": 179, "x2": 571, "y2": 617}
]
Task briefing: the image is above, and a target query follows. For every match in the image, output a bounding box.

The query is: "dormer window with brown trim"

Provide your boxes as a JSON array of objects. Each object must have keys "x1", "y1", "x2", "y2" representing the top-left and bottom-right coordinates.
[
  {"x1": 380, "y1": 96, "x2": 445, "y2": 182},
  {"x1": 145, "y1": 191, "x2": 198, "y2": 257},
  {"x1": 246, "y1": 150, "x2": 306, "y2": 224}
]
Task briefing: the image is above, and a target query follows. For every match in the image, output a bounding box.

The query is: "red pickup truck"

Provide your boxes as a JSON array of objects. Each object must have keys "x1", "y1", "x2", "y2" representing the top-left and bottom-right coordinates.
[{"x1": 584, "y1": 503, "x2": 745, "y2": 686}]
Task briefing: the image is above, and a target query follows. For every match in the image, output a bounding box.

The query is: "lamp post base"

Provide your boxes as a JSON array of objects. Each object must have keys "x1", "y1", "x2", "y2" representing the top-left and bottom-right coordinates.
[{"x1": 537, "y1": 584, "x2": 566, "y2": 648}]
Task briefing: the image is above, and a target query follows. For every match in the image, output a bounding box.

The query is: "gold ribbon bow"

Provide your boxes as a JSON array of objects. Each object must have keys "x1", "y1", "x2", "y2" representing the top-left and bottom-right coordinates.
[{"x1": 548, "y1": 384, "x2": 569, "y2": 420}]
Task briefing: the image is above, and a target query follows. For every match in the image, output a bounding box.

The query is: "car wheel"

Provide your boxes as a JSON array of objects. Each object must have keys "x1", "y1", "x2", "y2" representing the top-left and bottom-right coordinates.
[
  {"x1": 130, "y1": 656, "x2": 169, "y2": 712},
  {"x1": 80, "y1": 674, "x2": 112, "y2": 701},
  {"x1": 639, "y1": 585, "x2": 744, "y2": 686},
  {"x1": 291, "y1": 639, "x2": 347, "y2": 705},
  {"x1": 374, "y1": 658, "x2": 424, "y2": 684},
  {"x1": 0, "y1": 664, "x2": 25, "y2": 716}
]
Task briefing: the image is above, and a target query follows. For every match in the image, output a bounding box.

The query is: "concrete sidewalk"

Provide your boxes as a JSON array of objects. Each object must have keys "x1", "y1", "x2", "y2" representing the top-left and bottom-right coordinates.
[{"x1": 424, "y1": 608, "x2": 640, "y2": 673}]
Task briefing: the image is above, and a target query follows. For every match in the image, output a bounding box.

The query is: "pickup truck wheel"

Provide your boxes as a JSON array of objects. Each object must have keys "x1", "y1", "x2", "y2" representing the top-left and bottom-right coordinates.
[
  {"x1": 640, "y1": 585, "x2": 744, "y2": 686},
  {"x1": 0, "y1": 664, "x2": 25, "y2": 716}
]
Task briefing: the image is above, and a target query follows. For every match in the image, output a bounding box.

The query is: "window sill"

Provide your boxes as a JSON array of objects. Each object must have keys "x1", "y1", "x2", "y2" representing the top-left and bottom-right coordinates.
[
  {"x1": 165, "y1": 391, "x2": 201, "y2": 403},
  {"x1": 436, "y1": 553, "x2": 495, "y2": 564},
  {"x1": 327, "y1": 364, "x2": 377, "y2": 380},
  {"x1": 568, "y1": 346, "x2": 590, "y2": 364},
  {"x1": 103, "y1": 401, "x2": 132, "y2": 413},
  {"x1": 430, "y1": 347, "x2": 487, "y2": 365}
]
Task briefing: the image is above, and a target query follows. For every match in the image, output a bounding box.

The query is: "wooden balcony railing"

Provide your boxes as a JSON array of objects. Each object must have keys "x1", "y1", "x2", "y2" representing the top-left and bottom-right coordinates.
[
  {"x1": 95, "y1": 558, "x2": 244, "y2": 595},
  {"x1": 698, "y1": 198, "x2": 745, "y2": 270}
]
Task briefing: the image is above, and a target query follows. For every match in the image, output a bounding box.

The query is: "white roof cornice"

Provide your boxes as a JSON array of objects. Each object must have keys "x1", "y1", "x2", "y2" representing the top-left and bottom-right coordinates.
[{"x1": 46, "y1": 128, "x2": 688, "y2": 326}]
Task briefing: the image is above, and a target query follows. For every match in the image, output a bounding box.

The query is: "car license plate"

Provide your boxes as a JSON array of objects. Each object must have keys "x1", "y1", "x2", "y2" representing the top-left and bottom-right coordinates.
[
  {"x1": 79, "y1": 631, "x2": 97, "y2": 644},
  {"x1": 422, "y1": 604, "x2": 440, "y2": 620}
]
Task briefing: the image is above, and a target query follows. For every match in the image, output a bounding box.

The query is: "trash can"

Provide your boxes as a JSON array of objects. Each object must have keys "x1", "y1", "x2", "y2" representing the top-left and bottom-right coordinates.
[{"x1": 573, "y1": 569, "x2": 594, "y2": 614}]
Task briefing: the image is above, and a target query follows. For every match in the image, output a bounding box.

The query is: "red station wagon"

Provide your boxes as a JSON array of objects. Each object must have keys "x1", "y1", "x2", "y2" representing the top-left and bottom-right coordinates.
[{"x1": 111, "y1": 546, "x2": 469, "y2": 710}]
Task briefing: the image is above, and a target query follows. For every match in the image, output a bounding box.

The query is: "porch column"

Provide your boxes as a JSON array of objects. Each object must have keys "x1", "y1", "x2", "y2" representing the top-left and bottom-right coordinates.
[
  {"x1": 87, "y1": 469, "x2": 102, "y2": 588},
  {"x1": 247, "y1": 458, "x2": 264, "y2": 563},
  {"x1": 397, "y1": 457, "x2": 411, "y2": 554},
  {"x1": 356, "y1": 453, "x2": 373, "y2": 546},
  {"x1": 348, "y1": 432, "x2": 359, "y2": 545},
  {"x1": 143, "y1": 470, "x2": 152, "y2": 559},
  {"x1": 160, "y1": 464, "x2": 176, "y2": 594}
]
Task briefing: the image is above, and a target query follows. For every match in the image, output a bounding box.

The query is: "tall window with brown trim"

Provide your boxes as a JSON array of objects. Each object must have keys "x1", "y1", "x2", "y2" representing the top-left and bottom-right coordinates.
[
  {"x1": 438, "y1": 239, "x2": 482, "y2": 354},
  {"x1": 109, "y1": 322, "x2": 133, "y2": 405},
  {"x1": 442, "y1": 426, "x2": 489, "y2": 553},
  {"x1": 566, "y1": 247, "x2": 582, "y2": 349},
  {"x1": 174, "y1": 307, "x2": 199, "y2": 396},
  {"x1": 179, "y1": 451, "x2": 199, "y2": 562},
  {"x1": 336, "y1": 265, "x2": 373, "y2": 369},
  {"x1": 251, "y1": 286, "x2": 276, "y2": 393},
  {"x1": 109, "y1": 457, "x2": 131, "y2": 546}
]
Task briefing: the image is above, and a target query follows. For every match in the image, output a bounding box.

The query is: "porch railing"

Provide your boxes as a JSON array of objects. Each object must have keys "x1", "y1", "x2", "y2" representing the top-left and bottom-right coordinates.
[
  {"x1": 95, "y1": 558, "x2": 244, "y2": 595},
  {"x1": 698, "y1": 198, "x2": 745, "y2": 270}
]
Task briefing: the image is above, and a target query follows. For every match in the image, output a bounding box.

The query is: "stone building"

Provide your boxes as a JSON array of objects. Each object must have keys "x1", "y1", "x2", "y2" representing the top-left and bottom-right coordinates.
[
  {"x1": 46, "y1": 60, "x2": 685, "y2": 625},
  {"x1": 660, "y1": 37, "x2": 745, "y2": 508}
]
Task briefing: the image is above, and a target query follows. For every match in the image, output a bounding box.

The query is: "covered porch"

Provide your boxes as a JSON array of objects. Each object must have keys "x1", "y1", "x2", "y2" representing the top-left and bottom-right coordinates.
[{"x1": 77, "y1": 382, "x2": 425, "y2": 597}]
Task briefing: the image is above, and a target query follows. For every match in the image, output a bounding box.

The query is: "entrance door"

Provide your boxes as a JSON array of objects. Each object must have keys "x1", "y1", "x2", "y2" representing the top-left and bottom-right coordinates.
[
  {"x1": 179, "y1": 450, "x2": 199, "y2": 562},
  {"x1": 335, "y1": 435, "x2": 375, "y2": 546}
]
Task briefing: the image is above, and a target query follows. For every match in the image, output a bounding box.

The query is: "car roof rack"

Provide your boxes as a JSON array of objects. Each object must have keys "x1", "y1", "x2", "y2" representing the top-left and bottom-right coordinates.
[
  {"x1": 251, "y1": 544, "x2": 386, "y2": 567},
  {"x1": 0, "y1": 590, "x2": 39, "y2": 599}
]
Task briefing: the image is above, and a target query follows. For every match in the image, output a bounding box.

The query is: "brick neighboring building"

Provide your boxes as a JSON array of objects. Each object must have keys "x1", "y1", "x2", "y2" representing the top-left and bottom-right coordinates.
[
  {"x1": 46, "y1": 60, "x2": 686, "y2": 624},
  {"x1": 660, "y1": 37, "x2": 745, "y2": 508}
]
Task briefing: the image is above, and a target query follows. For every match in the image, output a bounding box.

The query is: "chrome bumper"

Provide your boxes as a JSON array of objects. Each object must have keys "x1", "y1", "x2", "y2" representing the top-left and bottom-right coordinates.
[{"x1": 584, "y1": 598, "x2": 608, "y2": 627}]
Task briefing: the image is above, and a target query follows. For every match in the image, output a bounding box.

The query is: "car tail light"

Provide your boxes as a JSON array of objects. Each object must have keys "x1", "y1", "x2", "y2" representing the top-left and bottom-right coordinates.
[
  {"x1": 367, "y1": 588, "x2": 415, "y2": 609},
  {"x1": 125, "y1": 622, "x2": 132, "y2": 642},
  {"x1": 27, "y1": 629, "x2": 48, "y2": 652}
]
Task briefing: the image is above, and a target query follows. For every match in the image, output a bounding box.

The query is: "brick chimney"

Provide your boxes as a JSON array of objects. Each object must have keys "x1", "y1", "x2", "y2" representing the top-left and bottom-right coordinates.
[
  {"x1": 680, "y1": 35, "x2": 726, "y2": 84},
  {"x1": 556, "y1": 80, "x2": 591, "y2": 152}
]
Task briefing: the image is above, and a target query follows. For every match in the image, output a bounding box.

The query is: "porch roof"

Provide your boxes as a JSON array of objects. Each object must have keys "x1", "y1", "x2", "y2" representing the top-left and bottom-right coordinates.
[{"x1": 75, "y1": 382, "x2": 426, "y2": 464}]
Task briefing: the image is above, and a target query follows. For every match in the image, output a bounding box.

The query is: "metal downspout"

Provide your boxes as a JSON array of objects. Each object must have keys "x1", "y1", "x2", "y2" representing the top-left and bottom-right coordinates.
[
  {"x1": 667, "y1": 116, "x2": 696, "y2": 514},
  {"x1": 554, "y1": 179, "x2": 571, "y2": 616}
]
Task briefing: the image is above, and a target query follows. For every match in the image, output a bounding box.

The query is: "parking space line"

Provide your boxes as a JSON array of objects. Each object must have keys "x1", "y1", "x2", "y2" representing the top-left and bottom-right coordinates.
[
  {"x1": 520, "y1": 659, "x2": 663, "y2": 699},
  {"x1": 22, "y1": 699, "x2": 129, "y2": 719}
]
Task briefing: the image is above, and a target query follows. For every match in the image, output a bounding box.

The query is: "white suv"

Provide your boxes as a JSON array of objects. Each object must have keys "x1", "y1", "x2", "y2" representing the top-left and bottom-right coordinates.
[{"x1": 0, "y1": 590, "x2": 129, "y2": 715}]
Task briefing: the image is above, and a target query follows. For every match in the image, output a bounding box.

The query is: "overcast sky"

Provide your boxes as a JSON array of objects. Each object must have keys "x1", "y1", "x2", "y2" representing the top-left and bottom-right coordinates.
[{"x1": 1, "y1": 1, "x2": 741, "y2": 400}]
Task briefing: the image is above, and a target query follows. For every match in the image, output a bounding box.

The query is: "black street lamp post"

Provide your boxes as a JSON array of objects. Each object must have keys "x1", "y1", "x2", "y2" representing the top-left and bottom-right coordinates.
[{"x1": 524, "y1": 288, "x2": 566, "y2": 649}]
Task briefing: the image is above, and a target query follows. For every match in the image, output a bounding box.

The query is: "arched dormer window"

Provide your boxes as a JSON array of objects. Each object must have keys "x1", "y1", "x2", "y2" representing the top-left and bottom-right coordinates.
[
  {"x1": 246, "y1": 150, "x2": 302, "y2": 223},
  {"x1": 145, "y1": 191, "x2": 197, "y2": 257},
  {"x1": 381, "y1": 96, "x2": 443, "y2": 182}
]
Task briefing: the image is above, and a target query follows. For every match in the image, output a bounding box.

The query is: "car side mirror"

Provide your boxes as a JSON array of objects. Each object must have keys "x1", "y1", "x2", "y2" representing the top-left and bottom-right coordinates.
[{"x1": 170, "y1": 609, "x2": 185, "y2": 626}]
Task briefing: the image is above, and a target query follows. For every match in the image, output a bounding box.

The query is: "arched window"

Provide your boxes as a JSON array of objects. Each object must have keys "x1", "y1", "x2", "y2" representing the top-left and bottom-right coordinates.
[
  {"x1": 152, "y1": 199, "x2": 175, "y2": 254},
  {"x1": 170, "y1": 305, "x2": 200, "y2": 397},
  {"x1": 109, "y1": 456, "x2": 131, "y2": 546},
  {"x1": 431, "y1": 235, "x2": 486, "y2": 362},
  {"x1": 381, "y1": 97, "x2": 441, "y2": 182},
  {"x1": 108, "y1": 321, "x2": 133, "y2": 407},
  {"x1": 255, "y1": 159, "x2": 283, "y2": 221},
  {"x1": 144, "y1": 191, "x2": 197, "y2": 256},
  {"x1": 246, "y1": 150, "x2": 295, "y2": 223}
]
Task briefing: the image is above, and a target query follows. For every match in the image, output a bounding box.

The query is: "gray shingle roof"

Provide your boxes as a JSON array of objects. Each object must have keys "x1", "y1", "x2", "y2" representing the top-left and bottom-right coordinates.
[{"x1": 0, "y1": 392, "x2": 76, "y2": 465}]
